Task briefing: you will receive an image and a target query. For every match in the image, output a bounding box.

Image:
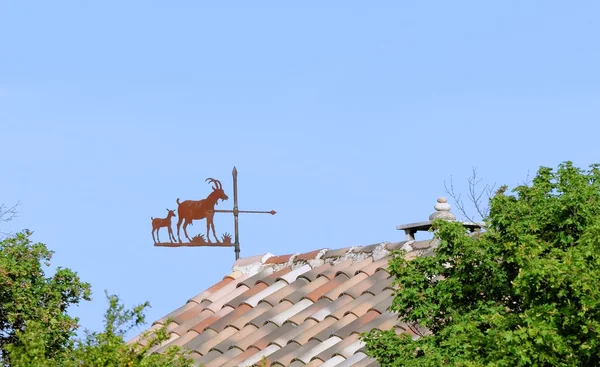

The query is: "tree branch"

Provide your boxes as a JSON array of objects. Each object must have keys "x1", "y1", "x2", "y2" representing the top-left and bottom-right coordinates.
[
  {"x1": 0, "y1": 201, "x2": 20, "y2": 237},
  {"x1": 444, "y1": 167, "x2": 494, "y2": 224}
]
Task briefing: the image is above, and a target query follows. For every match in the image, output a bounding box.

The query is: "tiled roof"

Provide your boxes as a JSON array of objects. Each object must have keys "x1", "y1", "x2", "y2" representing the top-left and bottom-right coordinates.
[{"x1": 130, "y1": 238, "x2": 438, "y2": 366}]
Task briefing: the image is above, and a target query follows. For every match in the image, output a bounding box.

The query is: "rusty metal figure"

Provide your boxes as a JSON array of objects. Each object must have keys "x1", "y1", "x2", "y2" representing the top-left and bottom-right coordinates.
[
  {"x1": 154, "y1": 167, "x2": 276, "y2": 260},
  {"x1": 151, "y1": 209, "x2": 176, "y2": 243},
  {"x1": 176, "y1": 178, "x2": 229, "y2": 243}
]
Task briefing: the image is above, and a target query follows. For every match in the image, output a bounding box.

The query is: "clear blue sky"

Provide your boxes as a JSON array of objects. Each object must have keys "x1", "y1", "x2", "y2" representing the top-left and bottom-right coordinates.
[{"x1": 1, "y1": 1, "x2": 599, "y2": 340}]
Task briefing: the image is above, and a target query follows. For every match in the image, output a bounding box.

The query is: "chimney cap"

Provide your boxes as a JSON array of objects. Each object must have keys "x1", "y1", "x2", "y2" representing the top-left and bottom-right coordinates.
[
  {"x1": 396, "y1": 196, "x2": 484, "y2": 241},
  {"x1": 428, "y1": 196, "x2": 456, "y2": 221}
]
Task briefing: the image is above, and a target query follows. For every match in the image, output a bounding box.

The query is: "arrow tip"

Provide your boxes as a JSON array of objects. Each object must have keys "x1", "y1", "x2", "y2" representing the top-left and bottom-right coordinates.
[
  {"x1": 232, "y1": 166, "x2": 238, "y2": 176},
  {"x1": 270, "y1": 210, "x2": 277, "y2": 215}
]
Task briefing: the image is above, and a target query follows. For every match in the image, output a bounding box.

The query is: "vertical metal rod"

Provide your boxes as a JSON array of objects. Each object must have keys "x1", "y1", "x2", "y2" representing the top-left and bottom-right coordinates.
[{"x1": 232, "y1": 167, "x2": 240, "y2": 260}]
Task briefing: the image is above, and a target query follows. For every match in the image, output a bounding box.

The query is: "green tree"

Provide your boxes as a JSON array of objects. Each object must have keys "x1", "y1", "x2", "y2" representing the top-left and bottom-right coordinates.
[
  {"x1": 363, "y1": 161, "x2": 600, "y2": 366},
  {"x1": 0, "y1": 229, "x2": 91, "y2": 365},
  {"x1": 0, "y1": 230, "x2": 193, "y2": 366}
]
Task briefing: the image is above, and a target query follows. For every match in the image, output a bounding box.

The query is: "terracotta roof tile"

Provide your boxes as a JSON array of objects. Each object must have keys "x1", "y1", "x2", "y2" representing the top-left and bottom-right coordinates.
[
  {"x1": 412, "y1": 238, "x2": 437, "y2": 249},
  {"x1": 194, "y1": 349, "x2": 222, "y2": 366},
  {"x1": 287, "y1": 298, "x2": 331, "y2": 326},
  {"x1": 371, "y1": 293, "x2": 394, "y2": 314},
  {"x1": 197, "y1": 273, "x2": 251, "y2": 303},
  {"x1": 295, "y1": 249, "x2": 325, "y2": 261},
  {"x1": 341, "y1": 270, "x2": 389, "y2": 300},
  {"x1": 244, "y1": 281, "x2": 287, "y2": 307},
  {"x1": 330, "y1": 293, "x2": 374, "y2": 320},
  {"x1": 219, "y1": 347, "x2": 258, "y2": 367},
  {"x1": 239, "y1": 268, "x2": 274, "y2": 288},
  {"x1": 304, "y1": 274, "x2": 346, "y2": 302},
  {"x1": 190, "y1": 306, "x2": 233, "y2": 334},
  {"x1": 356, "y1": 311, "x2": 400, "y2": 335},
  {"x1": 206, "y1": 284, "x2": 250, "y2": 312},
  {"x1": 195, "y1": 326, "x2": 236, "y2": 355},
  {"x1": 233, "y1": 253, "x2": 269, "y2": 267},
  {"x1": 354, "y1": 358, "x2": 381, "y2": 367},
  {"x1": 337, "y1": 339, "x2": 367, "y2": 359},
  {"x1": 211, "y1": 324, "x2": 258, "y2": 353},
  {"x1": 157, "y1": 300, "x2": 198, "y2": 325},
  {"x1": 206, "y1": 303, "x2": 252, "y2": 332},
  {"x1": 347, "y1": 292, "x2": 390, "y2": 318},
  {"x1": 170, "y1": 302, "x2": 205, "y2": 324},
  {"x1": 288, "y1": 339, "x2": 321, "y2": 363},
  {"x1": 385, "y1": 241, "x2": 408, "y2": 251},
  {"x1": 322, "y1": 273, "x2": 368, "y2": 301},
  {"x1": 332, "y1": 352, "x2": 370, "y2": 367},
  {"x1": 297, "y1": 262, "x2": 332, "y2": 282},
  {"x1": 270, "y1": 298, "x2": 313, "y2": 326},
  {"x1": 132, "y1": 242, "x2": 427, "y2": 366},
  {"x1": 336, "y1": 257, "x2": 373, "y2": 278},
  {"x1": 294, "y1": 337, "x2": 341, "y2": 364},
  {"x1": 223, "y1": 270, "x2": 244, "y2": 280},
  {"x1": 319, "y1": 258, "x2": 353, "y2": 279},
  {"x1": 335, "y1": 310, "x2": 381, "y2": 339},
  {"x1": 353, "y1": 243, "x2": 380, "y2": 253},
  {"x1": 258, "y1": 266, "x2": 293, "y2": 286},
  {"x1": 284, "y1": 276, "x2": 328, "y2": 304},
  {"x1": 204, "y1": 348, "x2": 242, "y2": 367},
  {"x1": 322, "y1": 246, "x2": 353, "y2": 258},
  {"x1": 235, "y1": 322, "x2": 278, "y2": 351},
  {"x1": 308, "y1": 295, "x2": 355, "y2": 323},
  {"x1": 171, "y1": 308, "x2": 213, "y2": 336},
  {"x1": 225, "y1": 282, "x2": 269, "y2": 309},
  {"x1": 314, "y1": 332, "x2": 360, "y2": 362},
  {"x1": 272, "y1": 319, "x2": 317, "y2": 347},
  {"x1": 244, "y1": 344, "x2": 280, "y2": 366},
  {"x1": 182, "y1": 329, "x2": 216, "y2": 352},
  {"x1": 249, "y1": 301, "x2": 293, "y2": 328},
  {"x1": 264, "y1": 341, "x2": 302, "y2": 366},
  {"x1": 262, "y1": 278, "x2": 309, "y2": 306},
  {"x1": 253, "y1": 321, "x2": 295, "y2": 349},
  {"x1": 359, "y1": 256, "x2": 393, "y2": 275},
  {"x1": 264, "y1": 253, "x2": 295, "y2": 265},
  {"x1": 277, "y1": 264, "x2": 312, "y2": 283},
  {"x1": 158, "y1": 329, "x2": 199, "y2": 349},
  {"x1": 291, "y1": 317, "x2": 337, "y2": 345},
  {"x1": 186, "y1": 278, "x2": 231, "y2": 305},
  {"x1": 312, "y1": 314, "x2": 359, "y2": 342},
  {"x1": 209, "y1": 348, "x2": 242, "y2": 367},
  {"x1": 321, "y1": 355, "x2": 347, "y2": 366},
  {"x1": 228, "y1": 302, "x2": 271, "y2": 330}
]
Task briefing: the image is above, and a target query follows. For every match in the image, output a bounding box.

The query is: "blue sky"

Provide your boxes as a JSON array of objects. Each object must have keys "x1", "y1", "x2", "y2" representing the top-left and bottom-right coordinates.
[{"x1": 1, "y1": 1, "x2": 599, "y2": 339}]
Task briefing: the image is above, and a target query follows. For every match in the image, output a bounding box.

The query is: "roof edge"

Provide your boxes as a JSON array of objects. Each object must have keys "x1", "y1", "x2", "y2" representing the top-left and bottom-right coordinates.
[{"x1": 231, "y1": 239, "x2": 437, "y2": 275}]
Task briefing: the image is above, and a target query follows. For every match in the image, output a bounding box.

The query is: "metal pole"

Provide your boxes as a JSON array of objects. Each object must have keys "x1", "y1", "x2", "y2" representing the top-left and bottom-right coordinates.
[{"x1": 232, "y1": 167, "x2": 240, "y2": 260}]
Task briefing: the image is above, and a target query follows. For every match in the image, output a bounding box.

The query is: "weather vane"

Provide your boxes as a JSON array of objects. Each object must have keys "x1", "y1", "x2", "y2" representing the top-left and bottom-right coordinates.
[{"x1": 151, "y1": 167, "x2": 276, "y2": 260}]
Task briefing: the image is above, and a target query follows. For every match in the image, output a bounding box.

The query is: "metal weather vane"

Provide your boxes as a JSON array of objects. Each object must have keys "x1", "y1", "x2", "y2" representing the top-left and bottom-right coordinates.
[{"x1": 152, "y1": 167, "x2": 276, "y2": 260}]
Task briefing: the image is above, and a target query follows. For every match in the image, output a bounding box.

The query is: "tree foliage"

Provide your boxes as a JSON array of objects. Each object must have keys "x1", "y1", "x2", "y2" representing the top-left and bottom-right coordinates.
[
  {"x1": 0, "y1": 230, "x2": 91, "y2": 364},
  {"x1": 0, "y1": 230, "x2": 193, "y2": 366},
  {"x1": 363, "y1": 161, "x2": 600, "y2": 366}
]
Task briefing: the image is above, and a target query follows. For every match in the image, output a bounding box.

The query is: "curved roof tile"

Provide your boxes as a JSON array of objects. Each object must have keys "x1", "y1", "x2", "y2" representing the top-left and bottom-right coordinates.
[{"x1": 131, "y1": 242, "x2": 427, "y2": 366}]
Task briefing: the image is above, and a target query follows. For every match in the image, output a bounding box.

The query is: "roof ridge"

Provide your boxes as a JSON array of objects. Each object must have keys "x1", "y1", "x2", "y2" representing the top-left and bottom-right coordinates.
[{"x1": 231, "y1": 239, "x2": 437, "y2": 275}]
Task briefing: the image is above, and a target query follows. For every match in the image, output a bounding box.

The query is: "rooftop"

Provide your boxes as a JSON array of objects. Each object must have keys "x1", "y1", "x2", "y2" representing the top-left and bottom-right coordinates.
[
  {"x1": 130, "y1": 197, "x2": 479, "y2": 366},
  {"x1": 130, "y1": 238, "x2": 437, "y2": 366}
]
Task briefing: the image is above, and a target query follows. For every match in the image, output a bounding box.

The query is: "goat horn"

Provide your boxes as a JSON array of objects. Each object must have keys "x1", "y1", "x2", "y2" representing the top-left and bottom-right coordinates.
[{"x1": 206, "y1": 178, "x2": 218, "y2": 190}]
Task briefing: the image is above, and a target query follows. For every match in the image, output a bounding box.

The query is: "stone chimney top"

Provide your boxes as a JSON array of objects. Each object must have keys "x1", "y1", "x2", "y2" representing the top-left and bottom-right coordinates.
[
  {"x1": 428, "y1": 197, "x2": 456, "y2": 221},
  {"x1": 396, "y1": 196, "x2": 483, "y2": 241}
]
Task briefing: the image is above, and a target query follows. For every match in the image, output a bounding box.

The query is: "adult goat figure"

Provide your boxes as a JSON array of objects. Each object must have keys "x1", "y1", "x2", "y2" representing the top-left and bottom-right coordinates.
[{"x1": 176, "y1": 178, "x2": 229, "y2": 243}]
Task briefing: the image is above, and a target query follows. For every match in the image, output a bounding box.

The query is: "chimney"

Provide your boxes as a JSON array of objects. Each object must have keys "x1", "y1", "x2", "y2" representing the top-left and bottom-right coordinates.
[{"x1": 396, "y1": 197, "x2": 483, "y2": 241}]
